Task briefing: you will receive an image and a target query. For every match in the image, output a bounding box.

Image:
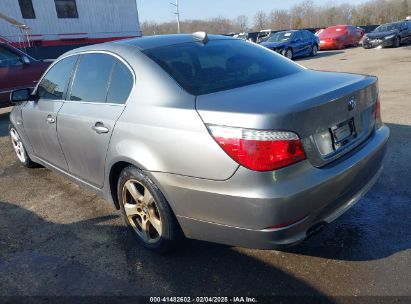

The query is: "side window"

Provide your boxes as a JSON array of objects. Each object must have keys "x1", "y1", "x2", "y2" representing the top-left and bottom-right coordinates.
[
  {"x1": 70, "y1": 53, "x2": 115, "y2": 103},
  {"x1": 37, "y1": 55, "x2": 78, "y2": 100},
  {"x1": 293, "y1": 32, "x2": 302, "y2": 41},
  {"x1": 302, "y1": 31, "x2": 311, "y2": 40},
  {"x1": 0, "y1": 47, "x2": 22, "y2": 67},
  {"x1": 106, "y1": 61, "x2": 133, "y2": 104}
]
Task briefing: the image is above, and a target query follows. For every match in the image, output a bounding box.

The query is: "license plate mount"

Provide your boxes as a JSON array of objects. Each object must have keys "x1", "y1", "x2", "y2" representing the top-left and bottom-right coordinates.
[{"x1": 331, "y1": 118, "x2": 356, "y2": 149}]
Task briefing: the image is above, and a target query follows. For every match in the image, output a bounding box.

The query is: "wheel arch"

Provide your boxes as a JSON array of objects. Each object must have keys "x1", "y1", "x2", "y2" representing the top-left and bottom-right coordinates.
[
  {"x1": 108, "y1": 160, "x2": 143, "y2": 210},
  {"x1": 107, "y1": 158, "x2": 169, "y2": 211}
]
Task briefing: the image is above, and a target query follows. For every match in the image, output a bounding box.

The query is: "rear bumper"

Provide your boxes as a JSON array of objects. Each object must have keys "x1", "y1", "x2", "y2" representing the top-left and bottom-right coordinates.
[
  {"x1": 151, "y1": 126, "x2": 389, "y2": 249},
  {"x1": 319, "y1": 40, "x2": 343, "y2": 50}
]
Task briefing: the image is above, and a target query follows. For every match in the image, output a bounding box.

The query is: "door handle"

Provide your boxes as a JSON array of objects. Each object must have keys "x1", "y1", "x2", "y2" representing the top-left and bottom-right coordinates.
[
  {"x1": 92, "y1": 122, "x2": 109, "y2": 134},
  {"x1": 46, "y1": 115, "x2": 55, "y2": 124}
]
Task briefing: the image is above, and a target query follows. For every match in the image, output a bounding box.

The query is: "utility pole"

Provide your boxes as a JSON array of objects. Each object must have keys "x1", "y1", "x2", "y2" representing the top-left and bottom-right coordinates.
[{"x1": 170, "y1": 0, "x2": 180, "y2": 34}]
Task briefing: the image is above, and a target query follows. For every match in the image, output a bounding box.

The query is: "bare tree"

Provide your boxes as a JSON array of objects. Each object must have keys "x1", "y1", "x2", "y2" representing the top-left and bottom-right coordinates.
[
  {"x1": 268, "y1": 9, "x2": 291, "y2": 30},
  {"x1": 236, "y1": 15, "x2": 249, "y2": 32},
  {"x1": 253, "y1": 11, "x2": 268, "y2": 31}
]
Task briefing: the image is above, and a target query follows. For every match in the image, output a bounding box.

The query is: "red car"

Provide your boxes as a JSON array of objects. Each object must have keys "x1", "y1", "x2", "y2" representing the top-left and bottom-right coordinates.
[
  {"x1": 0, "y1": 43, "x2": 51, "y2": 108},
  {"x1": 317, "y1": 25, "x2": 365, "y2": 50}
]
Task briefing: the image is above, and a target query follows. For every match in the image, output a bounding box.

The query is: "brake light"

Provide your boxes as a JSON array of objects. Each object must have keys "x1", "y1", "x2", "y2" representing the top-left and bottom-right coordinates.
[
  {"x1": 207, "y1": 125, "x2": 306, "y2": 171},
  {"x1": 374, "y1": 96, "x2": 382, "y2": 129}
]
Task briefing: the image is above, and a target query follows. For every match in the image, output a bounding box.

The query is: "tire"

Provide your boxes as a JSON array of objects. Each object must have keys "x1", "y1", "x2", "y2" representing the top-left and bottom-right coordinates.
[
  {"x1": 284, "y1": 48, "x2": 293, "y2": 60},
  {"x1": 310, "y1": 44, "x2": 318, "y2": 57},
  {"x1": 117, "y1": 165, "x2": 184, "y2": 253},
  {"x1": 9, "y1": 125, "x2": 37, "y2": 168},
  {"x1": 393, "y1": 37, "x2": 400, "y2": 48}
]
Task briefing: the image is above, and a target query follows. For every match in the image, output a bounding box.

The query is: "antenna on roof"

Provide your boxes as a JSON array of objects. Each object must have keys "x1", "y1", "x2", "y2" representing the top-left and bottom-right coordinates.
[{"x1": 192, "y1": 32, "x2": 209, "y2": 44}]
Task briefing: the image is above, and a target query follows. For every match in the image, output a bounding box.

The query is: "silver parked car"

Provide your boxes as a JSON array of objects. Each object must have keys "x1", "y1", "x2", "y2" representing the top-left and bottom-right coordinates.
[{"x1": 9, "y1": 33, "x2": 389, "y2": 253}]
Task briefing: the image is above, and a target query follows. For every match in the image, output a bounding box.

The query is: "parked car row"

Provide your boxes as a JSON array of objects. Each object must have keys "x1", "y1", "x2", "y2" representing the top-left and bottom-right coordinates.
[
  {"x1": 234, "y1": 18, "x2": 411, "y2": 60},
  {"x1": 0, "y1": 43, "x2": 51, "y2": 108}
]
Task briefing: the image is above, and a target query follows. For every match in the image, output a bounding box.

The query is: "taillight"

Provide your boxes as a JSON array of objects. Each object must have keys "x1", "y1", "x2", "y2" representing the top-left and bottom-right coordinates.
[
  {"x1": 207, "y1": 125, "x2": 306, "y2": 171},
  {"x1": 374, "y1": 96, "x2": 383, "y2": 129}
]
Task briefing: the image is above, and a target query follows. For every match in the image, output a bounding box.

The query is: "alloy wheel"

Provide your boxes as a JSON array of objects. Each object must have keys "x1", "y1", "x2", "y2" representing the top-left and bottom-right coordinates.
[
  {"x1": 286, "y1": 49, "x2": 293, "y2": 60},
  {"x1": 122, "y1": 179, "x2": 162, "y2": 244},
  {"x1": 10, "y1": 128, "x2": 26, "y2": 163}
]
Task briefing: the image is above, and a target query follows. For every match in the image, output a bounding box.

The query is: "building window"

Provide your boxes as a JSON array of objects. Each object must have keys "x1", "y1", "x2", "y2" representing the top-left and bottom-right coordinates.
[
  {"x1": 54, "y1": 0, "x2": 79, "y2": 18},
  {"x1": 18, "y1": 0, "x2": 36, "y2": 19}
]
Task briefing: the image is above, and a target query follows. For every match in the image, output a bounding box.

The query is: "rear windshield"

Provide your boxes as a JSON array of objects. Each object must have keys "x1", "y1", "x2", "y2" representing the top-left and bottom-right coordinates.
[
  {"x1": 321, "y1": 27, "x2": 347, "y2": 36},
  {"x1": 143, "y1": 39, "x2": 302, "y2": 96}
]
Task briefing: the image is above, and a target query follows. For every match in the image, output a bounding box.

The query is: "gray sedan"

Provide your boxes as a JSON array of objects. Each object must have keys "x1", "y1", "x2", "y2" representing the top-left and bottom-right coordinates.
[{"x1": 9, "y1": 33, "x2": 389, "y2": 253}]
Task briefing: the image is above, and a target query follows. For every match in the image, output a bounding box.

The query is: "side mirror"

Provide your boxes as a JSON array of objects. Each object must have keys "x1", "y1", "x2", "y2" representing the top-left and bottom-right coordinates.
[
  {"x1": 21, "y1": 56, "x2": 31, "y2": 65},
  {"x1": 10, "y1": 88, "x2": 32, "y2": 103}
]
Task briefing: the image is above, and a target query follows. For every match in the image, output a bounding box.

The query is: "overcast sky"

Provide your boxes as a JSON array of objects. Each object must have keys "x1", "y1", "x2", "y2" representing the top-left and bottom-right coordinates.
[{"x1": 138, "y1": 0, "x2": 369, "y2": 23}]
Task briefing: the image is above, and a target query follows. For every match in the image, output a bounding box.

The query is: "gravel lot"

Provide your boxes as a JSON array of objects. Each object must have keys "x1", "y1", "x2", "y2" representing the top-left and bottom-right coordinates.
[{"x1": 0, "y1": 46, "x2": 410, "y2": 299}]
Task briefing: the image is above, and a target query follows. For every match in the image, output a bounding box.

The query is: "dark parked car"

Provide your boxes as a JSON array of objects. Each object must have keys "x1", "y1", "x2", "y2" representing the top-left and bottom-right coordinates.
[
  {"x1": 261, "y1": 30, "x2": 320, "y2": 60},
  {"x1": 363, "y1": 21, "x2": 411, "y2": 49},
  {"x1": 257, "y1": 30, "x2": 274, "y2": 43},
  {"x1": 9, "y1": 34, "x2": 388, "y2": 253},
  {"x1": 0, "y1": 43, "x2": 50, "y2": 108}
]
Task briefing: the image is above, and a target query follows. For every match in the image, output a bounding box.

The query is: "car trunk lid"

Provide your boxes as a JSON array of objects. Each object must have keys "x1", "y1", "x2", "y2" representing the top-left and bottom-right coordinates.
[{"x1": 196, "y1": 70, "x2": 378, "y2": 168}]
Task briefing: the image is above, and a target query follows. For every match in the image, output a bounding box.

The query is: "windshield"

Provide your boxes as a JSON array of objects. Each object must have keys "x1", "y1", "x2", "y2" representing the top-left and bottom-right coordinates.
[
  {"x1": 267, "y1": 32, "x2": 293, "y2": 43},
  {"x1": 375, "y1": 23, "x2": 401, "y2": 32},
  {"x1": 144, "y1": 39, "x2": 302, "y2": 96}
]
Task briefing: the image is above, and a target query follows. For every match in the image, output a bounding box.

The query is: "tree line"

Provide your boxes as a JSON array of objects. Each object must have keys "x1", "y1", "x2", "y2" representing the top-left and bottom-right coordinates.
[{"x1": 141, "y1": 0, "x2": 411, "y2": 35}]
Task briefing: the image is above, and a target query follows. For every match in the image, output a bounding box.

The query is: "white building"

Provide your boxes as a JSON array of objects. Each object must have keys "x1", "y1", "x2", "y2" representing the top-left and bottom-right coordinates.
[{"x1": 0, "y1": 0, "x2": 141, "y2": 46}]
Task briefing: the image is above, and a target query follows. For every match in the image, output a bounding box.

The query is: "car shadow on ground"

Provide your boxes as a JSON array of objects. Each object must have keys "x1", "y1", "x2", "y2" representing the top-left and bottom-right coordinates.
[
  {"x1": 0, "y1": 201, "x2": 333, "y2": 300},
  {"x1": 0, "y1": 110, "x2": 10, "y2": 137},
  {"x1": 296, "y1": 51, "x2": 345, "y2": 61},
  {"x1": 284, "y1": 123, "x2": 411, "y2": 261}
]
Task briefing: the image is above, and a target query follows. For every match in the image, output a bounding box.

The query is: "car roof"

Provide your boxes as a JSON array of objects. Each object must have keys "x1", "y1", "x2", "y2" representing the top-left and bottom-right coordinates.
[
  {"x1": 115, "y1": 34, "x2": 232, "y2": 51},
  {"x1": 275, "y1": 30, "x2": 299, "y2": 34},
  {"x1": 60, "y1": 34, "x2": 235, "y2": 58},
  {"x1": 381, "y1": 21, "x2": 405, "y2": 25}
]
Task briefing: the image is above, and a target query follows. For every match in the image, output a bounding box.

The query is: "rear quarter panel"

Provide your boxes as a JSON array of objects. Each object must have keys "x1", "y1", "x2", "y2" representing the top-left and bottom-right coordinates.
[{"x1": 104, "y1": 46, "x2": 239, "y2": 182}]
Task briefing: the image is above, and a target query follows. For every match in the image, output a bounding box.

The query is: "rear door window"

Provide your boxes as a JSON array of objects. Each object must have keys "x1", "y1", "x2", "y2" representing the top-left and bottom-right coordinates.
[
  {"x1": 69, "y1": 53, "x2": 115, "y2": 103},
  {"x1": 302, "y1": 31, "x2": 312, "y2": 40},
  {"x1": 293, "y1": 32, "x2": 303, "y2": 41},
  {"x1": 106, "y1": 60, "x2": 134, "y2": 104},
  {"x1": 144, "y1": 39, "x2": 302, "y2": 96}
]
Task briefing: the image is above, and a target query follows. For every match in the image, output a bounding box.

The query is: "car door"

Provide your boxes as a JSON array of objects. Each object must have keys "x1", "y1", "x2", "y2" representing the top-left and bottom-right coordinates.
[
  {"x1": 57, "y1": 52, "x2": 134, "y2": 188},
  {"x1": 22, "y1": 55, "x2": 78, "y2": 170},
  {"x1": 291, "y1": 32, "x2": 304, "y2": 56},
  {"x1": 301, "y1": 31, "x2": 313, "y2": 54}
]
